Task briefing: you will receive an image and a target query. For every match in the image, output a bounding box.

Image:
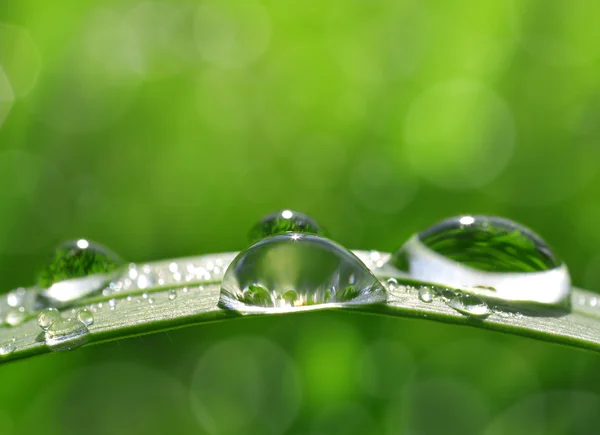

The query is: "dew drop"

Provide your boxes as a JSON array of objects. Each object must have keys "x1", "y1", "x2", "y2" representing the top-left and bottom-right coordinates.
[
  {"x1": 386, "y1": 278, "x2": 398, "y2": 288},
  {"x1": 4, "y1": 309, "x2": 26, "y2": 326},
  {"x1": 77, "y1": 309, "x2": 94, "y2": 326},
  {"x1": 148, "y1": 297, "x2": 155, "y2": 304},
  {"x1": 6, "y1": 287, "x2": 26, "y2": 307},
  {"x1": 37, "y1": 308, "x2": 61, "y2": 330},
  {"x1": 219, "y1": 233, "x2": 386, "y2": 313},
  {"x1": 168, "y1": 289, "x2": 177, "y2": 300},
  {"x1": 0, "y1": 343, "x2": 15, "y2": 356},
  {"x1": 446, "y1": 292, "x2": 491, "y2": 318},
  {"x1": 390, "y1": 215, "x2": 571, "y2": 308},
  {"x1": 418, "y1": 287, "x2": 434, "y2": 303},
  {"x1": 38, "y1": 239, "x2": 124, "y2": 304},
  {"x1": 44, "y1": 318, "x2": 89, "y2": 352},
  {"x1": 248, "y1": 210, "x2": 323, "y2": 243}
]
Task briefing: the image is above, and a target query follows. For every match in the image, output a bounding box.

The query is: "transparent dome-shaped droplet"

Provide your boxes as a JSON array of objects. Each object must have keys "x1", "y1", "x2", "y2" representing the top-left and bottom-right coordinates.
[
  {"x1": 38, "y1": 308, "x2": 61, "y2": 330},
  {"x1": 38, "y1": 239, "x2": 124, "y2": 305},
  {"x1": 219, "y1": 233, "x2": 386, "y2": 313},
  {"x1": 248, "y1": 210, "x2": 322, "y2": 243},
  {"x1": 390, "y1": 215, "x2": 571, "y2": 308},
  {"x1": 76, "y1": 308, "x2": 94, "y2": 326},
  {"x1": 446, "y1": 292, "x2": 491, "y2": 318},
  {"x1": 44, "y1": 317, "x2": 89, "y2": 352},
  {"x1": 418, "y1": 287, "x2": 434, "y2": 303},
  {"x1": 168, "y1": 289, "x2": 177, "y2": 300}
]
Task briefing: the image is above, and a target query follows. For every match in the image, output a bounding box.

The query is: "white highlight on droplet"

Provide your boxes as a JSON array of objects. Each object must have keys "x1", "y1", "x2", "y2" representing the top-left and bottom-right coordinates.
[
  {"x1": 459, "y1": 216, "x2": 476, "y2": 226},
  {"x1": 76, "y1": 239, "x2": 89, "y2": 249}
]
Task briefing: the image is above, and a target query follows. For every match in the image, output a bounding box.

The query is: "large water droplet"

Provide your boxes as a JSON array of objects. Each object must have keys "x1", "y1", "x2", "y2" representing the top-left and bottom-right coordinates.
[
  {"x1": 219, "y1": 233, "x2": 386, "y2": 313},
  {"x1": 37, "y1": 308, "x2": 61, "y2": 330},
  {"x1": 248, "y1": 210, "x2": 322, "y2": 243},
  {"x1": 446, "y1": 292, "x2": 491, "y2": 318},
  {"x1": 38, "y1": 239, "x2": 124, "y2": 304},
  {"x1": 44, "y1": 317, "x2": 89, "y2": 351},
  {"x1": 390, "y1": 215, "x2": 571, "y2": 308}
]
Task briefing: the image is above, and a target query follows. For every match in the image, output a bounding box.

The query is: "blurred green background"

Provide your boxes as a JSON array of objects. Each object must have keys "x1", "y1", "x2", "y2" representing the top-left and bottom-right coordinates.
[{"x1": 1, "y1": 0, "x2": 600, "y2": 433}]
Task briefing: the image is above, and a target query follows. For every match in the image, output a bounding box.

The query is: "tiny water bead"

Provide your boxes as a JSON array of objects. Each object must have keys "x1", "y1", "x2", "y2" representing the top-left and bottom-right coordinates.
[
  {"x1": 219, "y1": 233, "x2": 386, "y2": 313},
  {"x1": 77, "y1": 309, "x2": 94, "y2": 326},
  {"x1": 0, "y1": 343, "x2": 15, "y2": 356},
  {"x1": 38, "y1": 239, "x2": 124, "y2": 304},
  {"x1": 44, "y1": 317, "x2": 89, "y2": 352},
  {"x1": 248, "y1": 210, "x2": 322, "y2": 243},
  {"x1": 418, "y1": 287, "x2": 434, "y2": 303},
  {"x1": 37, "y1": 308, "x2": 61, "y2": 330},
  {"x1": 446, "y1": 292, "x2": 491, "y2": 318},
  {"x1": 390, "y1": 215, "x2": 571, "y2": 308}
]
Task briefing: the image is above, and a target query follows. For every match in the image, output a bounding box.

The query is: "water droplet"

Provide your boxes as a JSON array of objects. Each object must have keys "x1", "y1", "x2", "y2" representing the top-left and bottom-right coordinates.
[
  {"x1": 6, "y1": 287, "x2": 26, "y2": 307},
  {"x1": 168, "y1": 289, "x2": 177, "y2": 300},
  {"x1": 386, "y1": 278, "x2": 398, "y2": 288},
  {"x1": 148, "y1": 297, "x2": 155, "y2": 304},
  {"x1": 77, "y1": 309, "x2": 94, "y2": 326},
  {"x1": 446, "y1": 292, "x2": 491, "y2": 318},
  {"x1": 4, "y1": 309, "x2": 26, "y2": 326},
  {"x1": 219, "y1": 233, "x2": 386, "y2": 313},
  {"x1": 418, "y1": 287, "x2": 434, "y2": 303},
  {"x1": 109, "y1": 298, "x2": 117, "y2": 310},
  {"x1": 248, "y1": 210, "x2": 322, "y2": 243},
  {"x1": 38, "y1": 240, "x2": 124, "y2": 304},
  {"x1": 37, "y1": 308, "x2": 61, "y2": 330},
  {"x1": 44, "y1": 318, "x2": 89, "y2": 351},
  {"x1": 390, "y1": 215, "x2": 571, "y2": 308},
  {"x1": 0, "y1": 343, "x2": 15, "y2": 356}
]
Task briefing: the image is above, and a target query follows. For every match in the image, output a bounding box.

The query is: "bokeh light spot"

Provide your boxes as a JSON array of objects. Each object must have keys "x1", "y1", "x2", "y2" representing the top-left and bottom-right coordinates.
[
  {"x1": 349, "y1": 154, "x2": 419, "y2": 215},
  {"x1": 194, "y1": 0, "x2": 271, "y2": 68},
  {"x1": 0, "y1": 23, "x2": 42, "y2": 98},
  {"x1": 484, "y1": 390, "x2": 600, "y2": 435},
  {"x1": 403, "y1": 79, "x2": 515, "y2": 190},
  {"x1": 511, "y1": 0, "x2": 600, "y2": 66},
  {"x1": 0, "y1": 65, "x2": 14, "y2": 129},
  {"x1": 388, "y1": 378, "x2": 491, "y2": 435},
  {"x1": 190, "y1": 336, "x2": 301, "y2": 435},
  {"x1": 359, "y1": 339, "x2": 416, "y2": 398}
]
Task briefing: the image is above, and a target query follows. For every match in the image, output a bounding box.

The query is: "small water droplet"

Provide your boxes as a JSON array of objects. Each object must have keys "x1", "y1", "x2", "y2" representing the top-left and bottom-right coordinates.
[
  {"x1": 44, "y1": 318, "x2": 89, "y2": 351},
  {"x1": 77, "y1": 309, "x2": 94, "y2": 326},
  {"x1": 418, "y1": 287, "x2": 434, "y2": 303},
  {"x1": 386, "y1": 278, "x2": 398, "y2": 287},
  {"x1": 446, "y1": 292, "x2": 491, "y2": 318},
  {"x1": 168, "y1": 290, "x2": 177, "y2": 300},
  {"x1": 0, "y1": 343, "x2": 16, "y2": 356},
  {"x1": 248, "y1": 210, "x2": 323, "y2": 243},
  {"x1": 148, "y1": 297, "x2": 155, "y2": 304},
  {"x1": 4, "y1": 309, "x2": 27, "y2": 326},
  {"x1": 390, "y1": 215, "x2": 571, "y2": 308},
  {"x1": 142, "y1": 292, "x2": 148, "y2": 299},
  {"x1": 38, "y1": 308, "x2": 61, "y2": 330},
  {"x1": 6, "y1": 287, "x2": 26, "y2": 307},
  {"x1": 109, "y1": 298, "x2": 117, "y2": 310},
  {"x1": 219, "y1": 233, "x2": 386, "y2": 313},
  {"x1": 38, "y1": 240, "x2": 124, "y2": 304}
]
